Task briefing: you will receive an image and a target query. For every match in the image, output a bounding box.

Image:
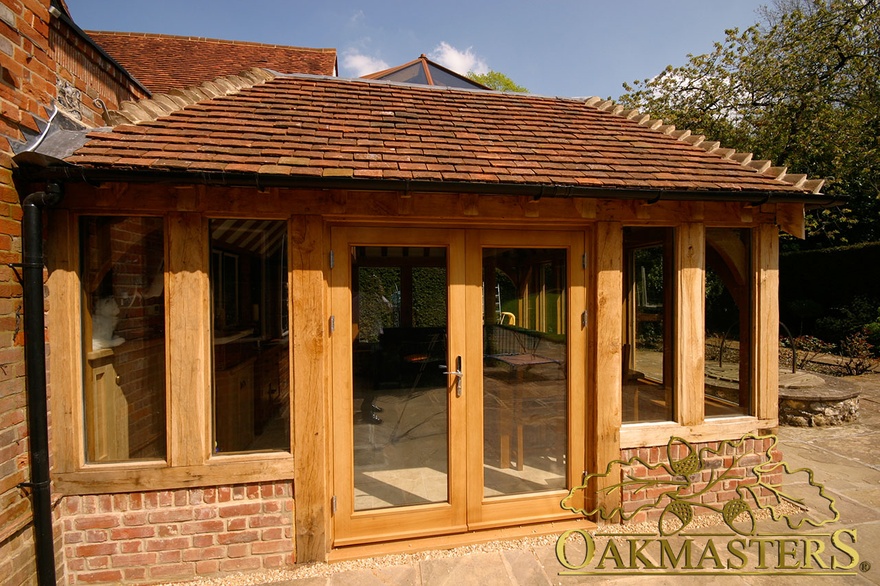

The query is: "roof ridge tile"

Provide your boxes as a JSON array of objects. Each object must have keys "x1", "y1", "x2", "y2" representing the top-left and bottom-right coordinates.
[
  {"x1": 580, "y1": 97, "x2": 823, "y2": 193},
  {"x1": 103, "y1": 67, "x2": 275, "y2": 126}
]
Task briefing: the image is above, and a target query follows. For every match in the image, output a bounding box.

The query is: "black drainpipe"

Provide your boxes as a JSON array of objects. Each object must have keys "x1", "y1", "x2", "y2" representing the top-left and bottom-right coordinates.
[{"x1": 20, "y1": 182, "x2": 62, "y2": 586}]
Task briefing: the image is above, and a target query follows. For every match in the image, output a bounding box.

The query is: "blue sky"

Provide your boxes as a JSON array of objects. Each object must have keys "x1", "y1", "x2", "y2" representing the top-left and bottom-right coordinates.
[{"x1": 66, "y1": 0, "x2": 769, "y2": 99}]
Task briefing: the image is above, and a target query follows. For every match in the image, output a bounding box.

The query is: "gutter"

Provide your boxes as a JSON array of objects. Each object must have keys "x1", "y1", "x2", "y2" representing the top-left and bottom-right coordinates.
[
  {"x1": 19, "y1": 163, "x2": 844, "y2": 207},
  {"x1": 19, "y1": 184, "x2": 63, "y2": 586}
]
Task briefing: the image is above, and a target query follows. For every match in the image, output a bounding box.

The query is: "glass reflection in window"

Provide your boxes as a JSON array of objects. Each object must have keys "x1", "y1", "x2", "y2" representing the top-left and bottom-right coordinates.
[
  {"x1": 210, "y1": 219, "x2": 290, "y2": 453},
  {"x1": 623, "y1": 228, "x2": 674, "y2": 423},
  {"x1": 705, "y1": 228, "x2": 752, "y2": 417},
  {"x1": 80, "y1": 216, "x2": 166, "y2": 462}
]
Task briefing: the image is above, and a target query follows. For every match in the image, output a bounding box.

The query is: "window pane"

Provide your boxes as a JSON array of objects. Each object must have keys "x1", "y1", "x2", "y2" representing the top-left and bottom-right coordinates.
[
  {"x1": 483, "y1": 248, "x2": 567, "y2": 497},
  {"x1": 623, "y1": 228, "x2": 674, "y2": 423},
  {"x1": 705, "y1": 228, "x2": 752, "y2": 417},
  {"x1": 211, "y1": 220, "x2": 290, "y2": 453},
  {"x1": 80, "y1": 216, "x2": 166, "y2": 462},
  {"x1": 351, "y1": 247, "x2": 449, "y2": 511}
]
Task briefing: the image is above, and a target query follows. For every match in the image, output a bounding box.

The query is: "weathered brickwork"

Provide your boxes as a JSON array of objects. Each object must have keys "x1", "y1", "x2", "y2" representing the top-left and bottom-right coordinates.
[
  {"x1": 619, "y1": 437, "x2": 783, "y2": 525},
  {"x1": 59, "y1": 481, "x2": 295, "y2": 584},
  {"x1": 0, "y1": 2, "x2": 157, "y2": 583},
  {"x1": 0, "y1": 0, "x2": 51, "y2": 583},
  {"x1": 50, "y1": 16, "x2": 147, "y2": 126}
]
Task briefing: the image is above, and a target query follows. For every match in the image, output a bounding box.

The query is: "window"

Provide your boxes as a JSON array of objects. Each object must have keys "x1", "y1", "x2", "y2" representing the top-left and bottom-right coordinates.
[
  {"x1": 80, "y1": 216, "x2": 166, "y2": 462},
  {"x1": 210, "y1": 219, "x2": 290, "y2": 453},
  {"x1": 622, "y1": 228, "x2": 675, "y2": 423},
  {"x1": 705, "y1": 228, "x2": 752, "y2": 417}
]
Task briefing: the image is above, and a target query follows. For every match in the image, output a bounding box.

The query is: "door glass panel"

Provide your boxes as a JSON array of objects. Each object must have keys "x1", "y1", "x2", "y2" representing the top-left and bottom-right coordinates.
[
  {"x1": 351, "y1": 246, "x2": 449, "y2": 510},
  {"x1": 482, "y1": 248, "x2": 567, "y2": 497}
]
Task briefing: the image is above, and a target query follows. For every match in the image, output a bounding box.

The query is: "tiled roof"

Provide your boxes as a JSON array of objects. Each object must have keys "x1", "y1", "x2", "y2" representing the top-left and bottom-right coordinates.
[
  {"x1": 66, "y1": 69, "x2": 824, "y2": 196},
  {"x1": 86, "y1": 31, "x2": 336, "y2": 94}
]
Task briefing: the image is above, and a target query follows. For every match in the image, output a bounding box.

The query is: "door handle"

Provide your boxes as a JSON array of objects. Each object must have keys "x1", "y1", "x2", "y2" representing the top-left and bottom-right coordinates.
[{"x1": 440, "y1": 355, "x2": 463, "y2": 397}]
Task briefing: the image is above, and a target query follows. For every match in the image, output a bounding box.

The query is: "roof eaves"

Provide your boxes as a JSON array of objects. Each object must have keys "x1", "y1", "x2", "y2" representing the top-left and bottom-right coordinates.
[{"x1": 582, "y1": 96, "x2": 826, "y2": 195}]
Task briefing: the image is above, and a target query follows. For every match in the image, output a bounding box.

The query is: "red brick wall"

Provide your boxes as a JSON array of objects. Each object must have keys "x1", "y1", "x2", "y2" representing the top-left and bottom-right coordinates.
[
  {"x1": 1, "y1": 1, "x2": 152, "y2": 583},
  {"x1": 59, "y1": 481, "x2": 294, "y2": 584},
  {"x1": 50, "y1": 15, "x2": 147, "y2": 127},
  {"x1": 619, "y1": 437, "x2": 783, "y2": 525},
  {"x1": 0, "y1": 0, "x2": 52, "y2": 583}
]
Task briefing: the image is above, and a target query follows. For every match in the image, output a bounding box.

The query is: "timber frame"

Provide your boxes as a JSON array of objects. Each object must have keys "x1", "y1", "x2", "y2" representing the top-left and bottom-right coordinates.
[{"x1": 43, "y1": 179, "x2": 795, "y2": 559}]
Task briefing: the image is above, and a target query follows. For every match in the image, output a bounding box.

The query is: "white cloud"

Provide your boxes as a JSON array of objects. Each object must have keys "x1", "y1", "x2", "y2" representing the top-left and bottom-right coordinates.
[
  {"x1": 348, "y1": 10, "x2": 365, "y2": 26},
  {"x1": 341, "y1": 50, "x2": 390, "y2": 77},
  {"x1": 429, "y1": 42, "x2": 488, "y2": 75}
]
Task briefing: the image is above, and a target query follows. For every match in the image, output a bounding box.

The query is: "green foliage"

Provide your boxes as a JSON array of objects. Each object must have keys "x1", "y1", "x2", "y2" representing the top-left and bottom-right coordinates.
[
  {"x1": 467, "y1": 70, "x2": 528, "y2": 93},
  {"x1": 412, "y1": 268, "x2": 447, "y2": 328},
  {"x1": 618, "y1": 0, "x2": 880, "y2": 247},
  {"x1": 815, "y1": 294, "x2": 880, "y2": 348}
]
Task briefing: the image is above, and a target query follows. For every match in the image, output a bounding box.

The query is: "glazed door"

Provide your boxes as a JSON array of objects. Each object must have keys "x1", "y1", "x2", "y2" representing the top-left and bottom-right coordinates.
[
  {"x1": 331, "y1": 227, "x2": 584, "y2": 546},
  {"x1": 464, "y1": 230, "x2": 586, "y2": 529}
]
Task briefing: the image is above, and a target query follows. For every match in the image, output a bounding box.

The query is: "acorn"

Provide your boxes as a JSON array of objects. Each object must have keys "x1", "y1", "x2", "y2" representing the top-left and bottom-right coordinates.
[
  {"x1": 668, "y1": 438, "x2": 701, "y2": 477},
  {"x1": 660, "y1": 500, "x2": 693, "y2": 535},
  {"x1": 722, "y1": 498, "x2": 755, "y2": 535}
]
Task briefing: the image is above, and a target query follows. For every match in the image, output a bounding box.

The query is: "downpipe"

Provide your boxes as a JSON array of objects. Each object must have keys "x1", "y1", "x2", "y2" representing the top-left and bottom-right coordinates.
[{"x1": 20, "y1": 182, "x2": 62, "y2": 586}]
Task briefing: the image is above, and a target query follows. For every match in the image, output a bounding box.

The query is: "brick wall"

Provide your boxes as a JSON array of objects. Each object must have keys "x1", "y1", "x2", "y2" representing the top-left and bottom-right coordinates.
[
  {"x1": 50, "y1": 15, "x2": 147, "y2": 128},
  {"x1": 0, "y1": 0, "x2": 53, "y2": 583},
  {"x1": 0, "y1": 1, "x2": 157, "y2": 583},
  {"x1": 619, "y1": 436, "x2": 783, "y2": 526},
  {"x1": 60, "y1": 481, "x2": 295, "y2": 584}
]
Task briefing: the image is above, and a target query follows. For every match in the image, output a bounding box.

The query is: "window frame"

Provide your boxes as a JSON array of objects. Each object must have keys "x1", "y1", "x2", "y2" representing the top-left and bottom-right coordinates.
[
  {"x1": 619, "y1": 223, "x2": 777, "y2": 449},
  {"x1": 48, "y1": 211, "x2": 295, "y2": 495}
]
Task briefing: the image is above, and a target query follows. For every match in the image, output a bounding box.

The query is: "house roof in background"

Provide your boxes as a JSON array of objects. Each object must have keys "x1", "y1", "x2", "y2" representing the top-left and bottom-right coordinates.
[
  {"x1": 86, "y1": 31, "x2": 337, "y2": 94},
  {"x1": 61, "y1": 69, "x2": 823, "y2": 199},
  {"x1": 362, "y1": 54, "x2": 488, "y2": 90}
]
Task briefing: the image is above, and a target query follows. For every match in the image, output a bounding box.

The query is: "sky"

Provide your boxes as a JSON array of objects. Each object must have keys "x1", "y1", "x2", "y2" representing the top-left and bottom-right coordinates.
[{"x1": 65, "y1": 0, "x2": 770, "y2": 99}]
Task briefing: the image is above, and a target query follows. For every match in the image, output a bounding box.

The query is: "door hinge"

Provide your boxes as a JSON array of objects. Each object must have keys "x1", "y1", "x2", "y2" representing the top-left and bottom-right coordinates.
[
  {"x1": 329, "y1": 315, "x2": 335, "y2": 333},
  {"x1": 331, "y1": 495, "x2": 337, "y2": 515},
  {"x1": 582, "y1": 254, "x2": 587, "y2": 269},
  {"x1": 582, "y1": 310, "x2": 588, "y2": 328},
  {"x1": 329, "y1": 250, "x2": 334, "y2": 269}
]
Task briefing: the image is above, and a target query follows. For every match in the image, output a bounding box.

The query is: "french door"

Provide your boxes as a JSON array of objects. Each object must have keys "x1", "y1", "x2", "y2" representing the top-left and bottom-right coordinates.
[{"x1": 330, "y1": 226, "x2": 586, "y2": 546}]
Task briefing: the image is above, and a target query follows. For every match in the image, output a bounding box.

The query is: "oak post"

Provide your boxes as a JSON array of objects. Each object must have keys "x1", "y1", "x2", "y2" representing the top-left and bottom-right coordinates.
[
  {"x1": 167, "y1": 213, "x2": 211, "y2": 465},
  {"x1": 291, "y1": 214, "x2": 330, "y2": 561},
  {"x1": 591, "y1": 221, "x2": 622, "y2": 516},
  {"x1": 675, "y1": 223, "x2": 705, "y2": 426},
  {"x1": 753, "y1": 224, "x2": 779, "y2": 421}
]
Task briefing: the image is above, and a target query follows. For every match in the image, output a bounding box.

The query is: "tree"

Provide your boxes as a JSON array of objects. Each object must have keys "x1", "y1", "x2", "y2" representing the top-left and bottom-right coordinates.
[
  {"x1": 467, "y1": 70, "x2": 528, "y2": 93},
  {"x1": 618, "y1": 0, "x2": 880, "y2": 248}
]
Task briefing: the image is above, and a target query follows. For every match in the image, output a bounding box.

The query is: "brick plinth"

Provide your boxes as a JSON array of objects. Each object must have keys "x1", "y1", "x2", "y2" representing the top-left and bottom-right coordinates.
[
  {"x1": 59, "y1": 481, "x2": 294, "y2": 584},
  {"x1": 618, "y1": 437, "x2": 783, "y2": 526}
]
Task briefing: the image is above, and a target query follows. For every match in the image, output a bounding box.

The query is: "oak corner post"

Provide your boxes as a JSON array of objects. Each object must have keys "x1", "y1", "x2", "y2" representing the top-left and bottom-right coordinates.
[{"x1": 290, "y1": 214, "x2": 331, "y2": 561}]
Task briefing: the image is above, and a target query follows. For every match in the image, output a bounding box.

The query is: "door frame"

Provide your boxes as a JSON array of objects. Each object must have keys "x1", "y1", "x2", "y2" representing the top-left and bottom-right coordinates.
[
  {"x1": 329, "y1": 225, "x2": 587, "y2": 547},
  {"x1": 464, "y1": 229, "x2": 587, "y2": 530}
]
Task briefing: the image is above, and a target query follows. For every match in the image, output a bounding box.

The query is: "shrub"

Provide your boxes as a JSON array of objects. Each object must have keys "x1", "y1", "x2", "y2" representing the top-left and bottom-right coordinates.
[
  {"x1": 835, "y1": 329, "x2": 879, "y2": 376},
  {"x1": 781, "y1": 335, "x2": 835, "y2": 370}
]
